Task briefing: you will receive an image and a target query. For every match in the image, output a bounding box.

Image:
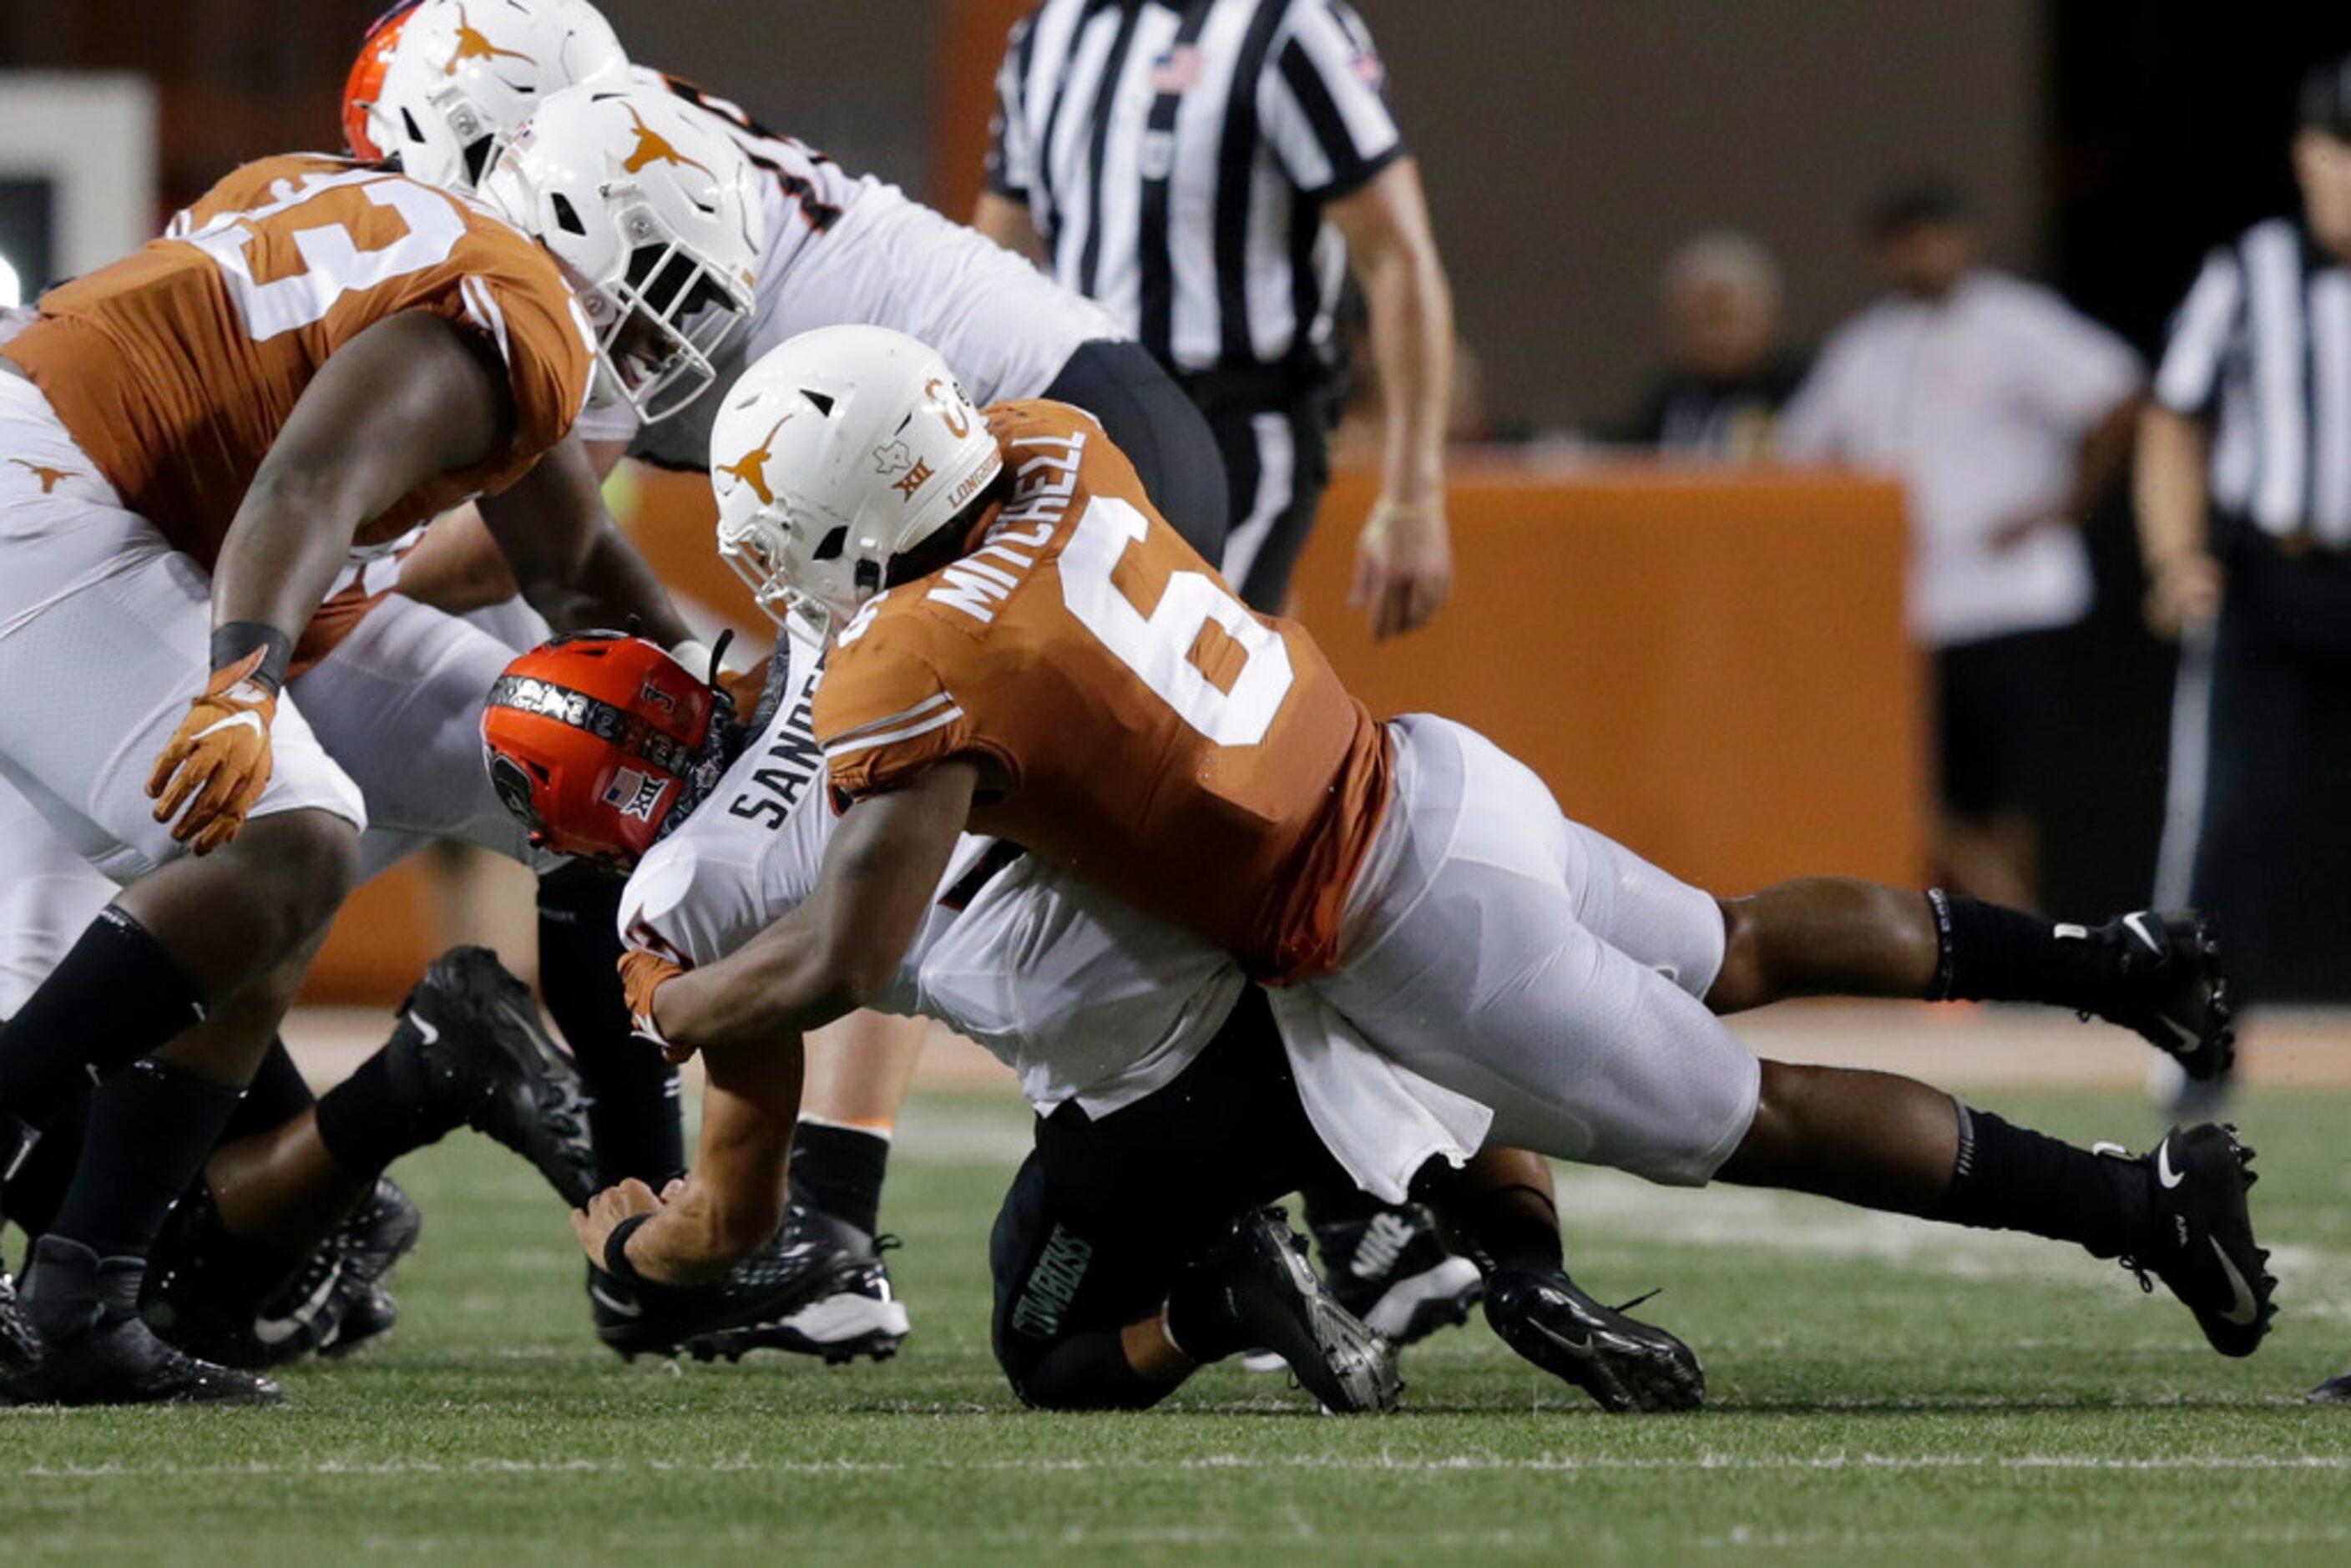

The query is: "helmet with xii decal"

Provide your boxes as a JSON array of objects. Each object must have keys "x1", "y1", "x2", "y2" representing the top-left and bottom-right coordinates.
[{"x1": 480, "y1": 632, "x2": 732, "y2": 867}]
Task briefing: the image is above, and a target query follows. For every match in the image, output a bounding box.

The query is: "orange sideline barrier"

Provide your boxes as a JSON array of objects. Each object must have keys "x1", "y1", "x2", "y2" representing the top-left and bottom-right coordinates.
[
  {"x1": 302, "y1": 459, "x2": 1923, "y2": 1002},
  {"x1": 1292, "y1": 460, "x2": 1927, "y2": 895}
]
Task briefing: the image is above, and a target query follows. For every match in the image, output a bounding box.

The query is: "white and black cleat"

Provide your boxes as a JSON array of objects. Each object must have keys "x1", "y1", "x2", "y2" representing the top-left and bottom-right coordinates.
[
  {"x1": 1483, "y1": 1267, "x2": 1705, "y2": 1413},
  {"x1": 2115, "y1": 1123, "x2": 2276, "y2": 1358},
  {"x1": 682, "y1": 1202, "x2": 908, "y2": 1364},
  {"x1": 1317, "y1": 1206, "x2": 1485, "y2": 1346},
  {"x1": 2085, "y1": 910, "x2": 2234, "y2": 1082}
]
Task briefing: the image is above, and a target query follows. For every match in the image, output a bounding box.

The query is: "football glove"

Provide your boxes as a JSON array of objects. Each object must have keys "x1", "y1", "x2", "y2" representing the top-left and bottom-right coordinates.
[
  {"x1": 619, "y1": 948, "x2": 690, "y2": 1060},
  {"x1": 147, "y1": 650, "x2": 279, "y2": 854}
]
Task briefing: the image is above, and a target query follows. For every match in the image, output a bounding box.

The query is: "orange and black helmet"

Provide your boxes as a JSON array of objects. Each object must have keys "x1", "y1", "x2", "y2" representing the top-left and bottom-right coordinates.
[
  {"x1": 342, "y1": 1, "x2": 422, "y2": 161},
  {"x1": 480, "y1": 632, "x2": 731, "y2": 867}
]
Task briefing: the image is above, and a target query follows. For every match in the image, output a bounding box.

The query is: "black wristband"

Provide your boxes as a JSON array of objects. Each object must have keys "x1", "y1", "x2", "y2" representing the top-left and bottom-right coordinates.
[
  {"x1": 210, "y1": 621, "x2": 295, "y2": 696},
  {"x1": 603, "y1": 1211, "x2": 655, "y2": 1283}
]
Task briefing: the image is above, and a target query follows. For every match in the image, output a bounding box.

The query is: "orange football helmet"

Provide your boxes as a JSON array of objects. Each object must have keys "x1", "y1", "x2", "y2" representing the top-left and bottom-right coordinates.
[
  {"x1": 480, "y1": 632, "x2": 731, "y2": 866},
  {"x1": 343, "y1": 1, "x2": 422, "y2": 160}
]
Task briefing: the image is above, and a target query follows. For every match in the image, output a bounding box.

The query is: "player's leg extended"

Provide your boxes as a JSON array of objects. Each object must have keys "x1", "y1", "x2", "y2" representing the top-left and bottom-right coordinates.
[{"x1": 1318, "y1": 717, "x2": 2274, "y2": 1367}]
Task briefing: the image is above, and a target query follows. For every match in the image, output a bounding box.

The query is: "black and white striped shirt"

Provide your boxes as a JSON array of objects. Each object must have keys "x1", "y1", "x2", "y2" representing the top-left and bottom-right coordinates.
[
  {"x1": 987, "y1": 0, "x2": 1404, "y2": 382},
  {"x1": 2155, "y1": 218, "x2": 2351, "y2": 545}
]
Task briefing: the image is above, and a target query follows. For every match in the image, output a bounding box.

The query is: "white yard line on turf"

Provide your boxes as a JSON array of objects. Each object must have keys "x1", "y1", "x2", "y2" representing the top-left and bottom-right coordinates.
[{"x1": 7, "y1": 1453, "x2": 2350, "y2": 1478}]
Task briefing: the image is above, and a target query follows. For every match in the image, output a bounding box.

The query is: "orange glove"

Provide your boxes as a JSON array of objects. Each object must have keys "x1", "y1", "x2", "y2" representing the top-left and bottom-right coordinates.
[
  {"x1": 718, "y1": 664, "x2": 766, "y2": 719},
  {"x1": 146, "y1": 649, "x2": 279, "y2": 855},
  {"x1": 619, "y1": 948, "x2": 690, "y2": 1060}
]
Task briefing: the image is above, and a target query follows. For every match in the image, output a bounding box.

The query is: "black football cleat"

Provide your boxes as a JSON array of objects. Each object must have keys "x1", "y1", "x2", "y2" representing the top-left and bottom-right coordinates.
[
  {"x1": 15, "y1": 1237, "x2": 281, "y2": 1406},
  {"x1": 319, "y1": 1177, "x2": 421, "y2": 1358},
  {"x1": 684, "y1": 1203, "x2": 910, "y2": 1365},
  {"x1": 393, "y1": 947, "x2": 597, "y2": 1206},
  {"x1": 1483, "y1": 1267, "x2": 1706, "y2": 1413},
  {"x1": 586, "y1": 1219, "x2": 847, "y2": 1361},
  {"x1": 141, "y1": 1186, "x2": 353, "y2": 1368},
  {"x1": 2308, "y1": 1369, "x2": 2351, "y2": 1404},
  {"x1": 2080, "y1": 910, "x2": 2234, "y2": 1081},
  {"x1": 1315, "y1": 1206, "x2": 1485, "y2": 1345},
  {"x1": 1178, "y1": 1208, "x2": 1401, "y2": 1414},
  {"x1": 2113, "y1": 1123, "x2": 2275, "y2": 1358}
]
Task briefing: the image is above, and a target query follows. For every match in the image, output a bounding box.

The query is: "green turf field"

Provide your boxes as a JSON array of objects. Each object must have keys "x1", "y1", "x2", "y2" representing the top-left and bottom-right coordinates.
[{"x1": 7, "y1": 1083, "x2": 2349, "y2": 1565}]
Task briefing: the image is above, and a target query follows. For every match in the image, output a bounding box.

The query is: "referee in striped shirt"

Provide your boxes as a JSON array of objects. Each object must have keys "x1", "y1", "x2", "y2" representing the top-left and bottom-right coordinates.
[
  {"x1": 974, "y1": 0, "x2": 1457, "y2": 639},
  {"x1": 2139, "y1": 54, "x2": 2351, "y2": 1009}
]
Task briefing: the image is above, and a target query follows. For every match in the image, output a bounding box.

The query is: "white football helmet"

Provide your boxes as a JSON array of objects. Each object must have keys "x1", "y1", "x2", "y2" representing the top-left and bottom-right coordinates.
[
  {"x1": 711, "y1": 326, "x2": 1004, "y2": 634},
  {"x1": 479, "y1": 83, "x2": 765, "y2": 424},
  {"x1": 361, "y1": 0, "x2": 629, "y2": 191}
]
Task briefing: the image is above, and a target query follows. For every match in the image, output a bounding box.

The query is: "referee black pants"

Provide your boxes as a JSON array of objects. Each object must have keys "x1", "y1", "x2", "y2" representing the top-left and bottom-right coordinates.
[
  {"x1": 1039, "y1": 339, "x2": 1230, "y2": 560},
  {"x1": 1202, "y1": 398, "x2": 1335, "y2": 614},
  {"x1": 2158, "y1": 529, "x2": 2351, "y2": 998}
]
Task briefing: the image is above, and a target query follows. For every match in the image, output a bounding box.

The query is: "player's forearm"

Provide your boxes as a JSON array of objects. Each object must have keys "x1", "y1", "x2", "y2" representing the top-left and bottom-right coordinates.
[
  {"x1": 657, "y1": 920, "x2": 870, "y2": 1050},
  {"x1": 1361, "y1": 231, "x2": 1454, "y2": 507},
  {"x1": 2135, "y1": 402, "x2": 2213, "y2": 567},
  {"x1": 207, "y1": 471, "x2": 372, "y2": 646},
  {"x1": 627, "y1": 1035, "x2": 803, "y2": 1281},
  {"x1": 528, "y1": 518, "x2": 694, "y2": 645}
]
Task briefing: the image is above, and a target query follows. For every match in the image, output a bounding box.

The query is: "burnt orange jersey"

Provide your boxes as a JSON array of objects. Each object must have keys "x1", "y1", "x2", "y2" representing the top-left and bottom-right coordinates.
[
  {"x1": 813, "y1": 399, "x2": 1391, "y2": 984},
  {"x1": 1, "y1": 155, "x2": 592, "y2": 568}
]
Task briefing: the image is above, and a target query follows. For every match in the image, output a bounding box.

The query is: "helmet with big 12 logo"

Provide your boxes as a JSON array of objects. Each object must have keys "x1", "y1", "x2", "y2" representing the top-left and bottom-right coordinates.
[
  {"x1": 352, "y1": 0, "x2": 629, "y2": 189},
  {"x1": 480, "y1": 632, "x2": 729, "y2": 867},
  {"x1": 478, "y1": 83, "x2": 765, "y2": 423},
  {"x1": 711, "y1": 326, "x2": 1004, "y2": 635}
]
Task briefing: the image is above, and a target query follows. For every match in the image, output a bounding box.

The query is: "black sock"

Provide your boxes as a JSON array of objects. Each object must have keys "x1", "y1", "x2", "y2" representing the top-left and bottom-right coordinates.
[
  {"x1": 1926, "y1": 891, "x2": 2116, "y2": 1010},
  {"x1": 1937, "y1": 1104, "x2": 2155, "y2": 1259},
  {"x1": 538, "y1": 867, "x2": 685, "y2": 1186},
  {"x1": 312, "y1": 1037, "x2": 458, "y2": 1179},
  {"x1": 1162, "y1": 1264, "x2": 1248, "y2": 1363},
  {"x1": 1016, "y1": 1331, "x2": 1172, "y2": 1411},
  {"x1": 221, "y1": 1038, "x2": 314, "y2": 1143},
  {"x1": 47, "y1": 1059, "x2": 244, "y2": 1262},
  {"x1": 1297, "y1": 1171, "x2": 1389, "y2": 1235},
  {"x1": 0, "y1": 908, "x2": 205, "y2": 1128},
  {"x1": 790, "y1": 1119, "x2": 889, "y2": 1236}
]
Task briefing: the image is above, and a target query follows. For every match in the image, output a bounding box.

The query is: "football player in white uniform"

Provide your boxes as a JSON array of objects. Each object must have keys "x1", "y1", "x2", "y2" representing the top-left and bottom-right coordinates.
[{"x1": 545, "y1": 331, "x2": 2268, "y2": 1414}]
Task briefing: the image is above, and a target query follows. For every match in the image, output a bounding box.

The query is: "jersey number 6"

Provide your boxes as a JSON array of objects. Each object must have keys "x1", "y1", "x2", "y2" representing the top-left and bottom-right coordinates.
[
  {"x1": 179, "y1": 169, "x2": 467, "y2": 342},
  {"x1": 1058, "y1": 496, "x2": 1295, "y2": 746}
]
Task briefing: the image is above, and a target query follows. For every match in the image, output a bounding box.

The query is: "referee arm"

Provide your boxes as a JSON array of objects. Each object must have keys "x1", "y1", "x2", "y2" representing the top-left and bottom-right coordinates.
[
  {"x1": 1329, "y1": 155, "x2": 1457, "y2": 640},
  {"x1": 2135, "y1": 403, "x2": 2219, "y2": 639}
]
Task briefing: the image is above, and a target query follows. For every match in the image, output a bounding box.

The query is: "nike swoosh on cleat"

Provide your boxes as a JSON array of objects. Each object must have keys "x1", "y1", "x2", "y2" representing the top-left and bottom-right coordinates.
[
  {"x1": 2210, "y1": 1239, "x2": 2262, "y2": 1326},
  {"x1": 411, "y1": 1014, "x2": 440, "y2": 1046},
  {"x1": 2123, "y1": 912, "x2": 2166, "y2": 955},
  {"x1": 2159, "y1": 1015, "x2": 2203, "y2": 1051},
  {"x1": 2156, "y1": 1141, "x2": 2186, "y2": 1189},
  {"x1": 589, "y1": 1282, "x2": 643, "y2": 1318},
  {"x1": 253, "y1": 1262, "x2": 345, "y2": 1346}
]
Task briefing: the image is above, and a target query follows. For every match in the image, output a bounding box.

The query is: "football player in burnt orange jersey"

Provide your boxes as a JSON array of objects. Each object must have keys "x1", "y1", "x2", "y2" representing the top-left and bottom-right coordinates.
[
  {"x1": 0, "y1": 83, "x2": 761, "y2": 1404},
  {"x1": 586, "y1": 326, "x2": 2278, "y2": 1406}
]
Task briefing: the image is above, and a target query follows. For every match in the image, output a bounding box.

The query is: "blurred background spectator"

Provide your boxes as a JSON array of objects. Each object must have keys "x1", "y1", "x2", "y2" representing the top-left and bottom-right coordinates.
[
  {"x1": 1777, "y1": 180, "x2": 2143, "y2": 908},
  {"x1": 1616, "y1": 230, "x2": 1806, "y2": 459}
]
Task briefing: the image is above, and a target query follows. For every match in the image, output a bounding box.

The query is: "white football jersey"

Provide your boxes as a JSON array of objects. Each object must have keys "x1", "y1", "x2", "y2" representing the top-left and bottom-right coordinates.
[
  {"x1": 618, "y1": 626, "x2": 1241, "y2": 1115},
  {"x1": 576, "y1": 68, "x2": 1122, "y2": 469}
]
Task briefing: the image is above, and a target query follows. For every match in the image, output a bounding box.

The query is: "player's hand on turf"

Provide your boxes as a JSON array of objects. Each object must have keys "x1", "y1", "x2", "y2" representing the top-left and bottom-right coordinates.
[
  {"x1": 145, "y1": 653, "x2": 280, "y2": 854},
  {"x1": 573, "y1": 1176, "x2": 665, "y2": 1267},
  {"x1": 1350, "y1": 495, "x2": 1452, "y2": 642},
  {"x1": 2145, "y1": 552, "x2": 2223, "y2": 640}
]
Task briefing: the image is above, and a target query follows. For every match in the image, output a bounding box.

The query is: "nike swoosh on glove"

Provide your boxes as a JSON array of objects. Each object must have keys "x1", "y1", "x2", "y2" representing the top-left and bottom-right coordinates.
[
  {"x1": 618, "y1": 949, "x2": 690, "y2": 1060},
  {"x1": 146, "y1": 649, "x2": 279, "y2": 854}
]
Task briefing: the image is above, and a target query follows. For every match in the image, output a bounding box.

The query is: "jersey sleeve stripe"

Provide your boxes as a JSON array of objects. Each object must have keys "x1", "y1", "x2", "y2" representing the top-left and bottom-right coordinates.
[
  {"x1": 824, "y1": 690, "x2": 959, "y2": 746},
  {"x1": 821, "y1": 704, "x2": 968, "y2": 761},
  {"x1": 460, "y1": 276, "x2": 512, "y2": 370}
]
